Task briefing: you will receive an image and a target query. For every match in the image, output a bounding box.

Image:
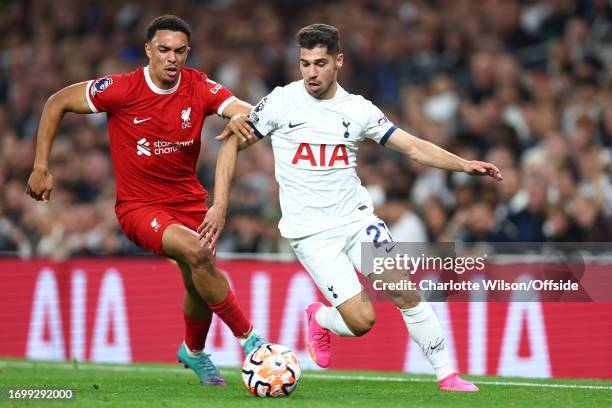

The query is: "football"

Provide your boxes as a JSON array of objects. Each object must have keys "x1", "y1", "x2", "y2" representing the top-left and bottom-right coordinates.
[{"x1": 242, "y1": 343, "x2": 301, "y2": 398}]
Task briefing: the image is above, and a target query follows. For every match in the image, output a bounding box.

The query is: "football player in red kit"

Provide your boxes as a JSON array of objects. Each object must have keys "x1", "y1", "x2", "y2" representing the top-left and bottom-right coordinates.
[{"x1": 26, "y1": 15, "x2": 266, "y2": 386}]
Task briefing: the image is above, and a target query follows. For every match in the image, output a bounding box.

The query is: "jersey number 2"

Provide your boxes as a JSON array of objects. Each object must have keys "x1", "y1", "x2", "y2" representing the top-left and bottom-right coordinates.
[{"x1": 366, "y1": 223, "x2": 394, "y2": 248}]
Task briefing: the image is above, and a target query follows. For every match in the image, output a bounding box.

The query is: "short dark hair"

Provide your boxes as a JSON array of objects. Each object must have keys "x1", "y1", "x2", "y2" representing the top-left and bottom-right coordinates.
[
  {"x1": 146, "y1": 15, "x2": 191, "y2": 42},
  {"x1": 297, "y1": 24, "x2": 340, "y2": 54}
]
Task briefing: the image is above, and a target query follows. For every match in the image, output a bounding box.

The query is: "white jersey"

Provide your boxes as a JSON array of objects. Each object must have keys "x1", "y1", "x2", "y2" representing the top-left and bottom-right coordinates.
[{"x1": 250, "y1": 80, "x2": 397, "y2": 238}]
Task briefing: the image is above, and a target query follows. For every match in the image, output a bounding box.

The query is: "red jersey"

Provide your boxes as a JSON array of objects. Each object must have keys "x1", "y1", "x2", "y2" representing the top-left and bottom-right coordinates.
[{"x1": 85, "y1": 66, "x2": 235, "y2": 209}]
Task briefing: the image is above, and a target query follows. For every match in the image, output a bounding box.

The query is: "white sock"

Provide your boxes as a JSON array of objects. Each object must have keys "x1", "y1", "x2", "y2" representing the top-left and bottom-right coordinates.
[
  {"x1": 400, "y1": 302, "x2": 454, "y2": 380},
  {"x1": 315, "y1": 306, "x2": 355, "y2": 337},
  {"x1": 184, "y1": 341, "x2": 202, "y2": 357},
  {"x1": 238, "y1": 329, "x2": 257, "y2": 346}
]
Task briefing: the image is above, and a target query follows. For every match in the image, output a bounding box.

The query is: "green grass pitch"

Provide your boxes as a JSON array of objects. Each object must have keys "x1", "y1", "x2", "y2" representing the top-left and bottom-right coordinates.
[{"x1": 0, "y1": 358, "x2": 611, "y2": 407}]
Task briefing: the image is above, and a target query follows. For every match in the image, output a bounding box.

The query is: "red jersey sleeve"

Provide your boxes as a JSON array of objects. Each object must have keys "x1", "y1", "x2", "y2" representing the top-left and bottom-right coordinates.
[
  {"x1": 85, "y1": 75, "x2": 129, "y2": 113},
  {"x1": 201, "y1": 77, "x2": 236, "y2": 117}
]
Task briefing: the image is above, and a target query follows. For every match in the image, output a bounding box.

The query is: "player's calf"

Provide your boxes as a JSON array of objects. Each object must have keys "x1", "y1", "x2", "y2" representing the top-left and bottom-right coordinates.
[
  {"x1": 343, "y1": 313, "x2": 375, "y2": 336},
  {"x1": 336, "y1": 295, "x2": 376, "y2": 336},
  {"x1": 163, "y1": 225, "x2": 229, "y2": 303},
  {"x1": 163, "y1": 225, "x2": 260, "y2": 349}
]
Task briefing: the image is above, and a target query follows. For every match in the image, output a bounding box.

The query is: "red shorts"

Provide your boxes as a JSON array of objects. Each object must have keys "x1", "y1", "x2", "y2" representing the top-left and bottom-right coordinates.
[{"x1": 116, "y1": 201, "x2": 207, "y2": 256}]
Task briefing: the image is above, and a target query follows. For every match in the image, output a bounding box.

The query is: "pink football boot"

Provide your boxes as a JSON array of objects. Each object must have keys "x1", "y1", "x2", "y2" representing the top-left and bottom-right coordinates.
[
  {"x1": 306, "y1": 302, "x2": 332, "y2": 368},
  {"x1": 439, "y1": 373, "x2": 479, "y2": 392}
]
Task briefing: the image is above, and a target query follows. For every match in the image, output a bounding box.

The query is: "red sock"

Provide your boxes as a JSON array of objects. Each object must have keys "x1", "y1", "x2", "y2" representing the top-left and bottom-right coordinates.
[
  {"x1": 184, "y1": 313, "x2": 212, "y2": 351},
  {"x1": 208, "y1": 291, "x2": 252, "y2": 338}
]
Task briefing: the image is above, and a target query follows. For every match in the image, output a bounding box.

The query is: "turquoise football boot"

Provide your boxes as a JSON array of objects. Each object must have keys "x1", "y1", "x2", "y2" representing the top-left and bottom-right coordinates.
[
  {"x1": 177, "y1": 343, "x2": 225, "y2": 386},
  {"x1": 243, "y1": 333, "x2": 269, "y2": 356}
]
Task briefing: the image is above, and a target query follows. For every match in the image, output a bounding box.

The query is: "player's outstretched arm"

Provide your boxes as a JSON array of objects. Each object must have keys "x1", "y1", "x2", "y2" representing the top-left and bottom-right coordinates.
[
  {"x1": 26, "y1": 82, "x2": 94, "y2": 202},
  {"x1": 198, "y1": 133, "x2": 242, "y2": 248},
  {"x1": 385, "y1": 128, "x2": 503, "y2": 181},
  {"x1": 199, "y1": 113, "x2": 263, "y2": 248}
]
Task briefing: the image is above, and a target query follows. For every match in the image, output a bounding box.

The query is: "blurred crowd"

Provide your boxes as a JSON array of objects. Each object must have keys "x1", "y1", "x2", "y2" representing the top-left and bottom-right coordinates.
[{"x1": 0, "y1": 0, "x2": 611, "y2": 259}]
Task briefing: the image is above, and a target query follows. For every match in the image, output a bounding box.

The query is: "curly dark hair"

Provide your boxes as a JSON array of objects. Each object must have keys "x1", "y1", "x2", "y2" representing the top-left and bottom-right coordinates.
[{"x1": 146, "y1": 15, "x2": 191, "y2": 42}]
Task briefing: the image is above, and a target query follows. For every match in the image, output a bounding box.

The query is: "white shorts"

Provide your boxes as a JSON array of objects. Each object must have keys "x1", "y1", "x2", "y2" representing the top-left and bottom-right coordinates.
[{"x1": 289, "y1": 215, "x2": 393, "y2": 307}]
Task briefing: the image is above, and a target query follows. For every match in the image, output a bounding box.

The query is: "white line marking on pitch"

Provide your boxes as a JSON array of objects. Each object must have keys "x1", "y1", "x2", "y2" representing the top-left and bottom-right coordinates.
[
  {"x1": 1, "y1": 361, "x2": 611, "y2": 391},
  {"x1": 305, "y1": 373, "x2": 612, "y2": 390}
]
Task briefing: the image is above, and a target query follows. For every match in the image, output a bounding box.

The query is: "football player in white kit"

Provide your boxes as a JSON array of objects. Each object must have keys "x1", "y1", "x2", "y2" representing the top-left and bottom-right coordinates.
[{"x1": 202, "y1": 24, "x2": 502, "y2": 392}]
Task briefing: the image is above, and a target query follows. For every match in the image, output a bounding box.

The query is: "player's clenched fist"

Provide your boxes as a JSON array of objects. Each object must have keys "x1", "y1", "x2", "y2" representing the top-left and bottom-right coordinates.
[{"x1": 26, "y1": 169, "x2": 53, "y2": 202}]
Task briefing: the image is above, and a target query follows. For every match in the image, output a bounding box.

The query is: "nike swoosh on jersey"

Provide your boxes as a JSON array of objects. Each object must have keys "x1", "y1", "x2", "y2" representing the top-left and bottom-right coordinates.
[
  {"x1": 288, "y1": 121, "x2": 306, "y2": 128},
  {"x1": 133, "y1": 117, "x2": 152, "y2": 124}
]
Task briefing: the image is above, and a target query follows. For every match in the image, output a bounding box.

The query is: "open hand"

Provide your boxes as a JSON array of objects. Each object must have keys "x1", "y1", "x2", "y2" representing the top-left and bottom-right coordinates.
[{"x1": 197, "y1": 205, "x2": 227, "y2": 249}]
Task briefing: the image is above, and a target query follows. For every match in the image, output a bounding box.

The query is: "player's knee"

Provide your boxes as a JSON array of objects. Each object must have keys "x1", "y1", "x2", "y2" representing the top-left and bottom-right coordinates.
[
  {"x1": 390, "y1": 289, "x2": 421, "y2": 309},
  {"x1": 396, "y1": 299, "x2": 420, "y2": 309},
  {"x1": 186, "y1": 246, "x2": 215, "y2": 272}
]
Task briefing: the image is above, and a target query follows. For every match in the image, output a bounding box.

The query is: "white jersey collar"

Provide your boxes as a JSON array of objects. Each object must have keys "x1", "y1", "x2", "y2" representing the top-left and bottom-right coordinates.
[{"x1": 144, "y1": 65, "x2": 181, "y2": 94}]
